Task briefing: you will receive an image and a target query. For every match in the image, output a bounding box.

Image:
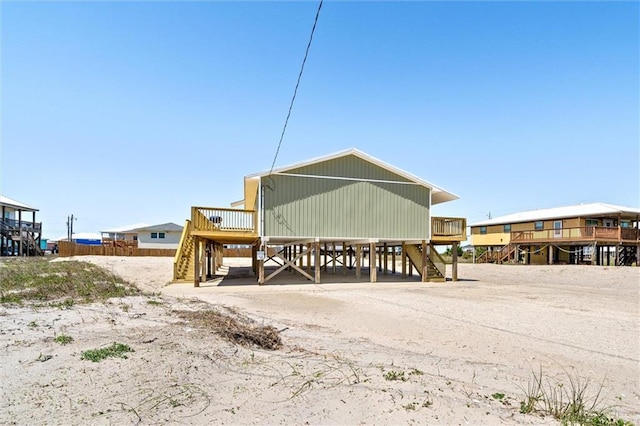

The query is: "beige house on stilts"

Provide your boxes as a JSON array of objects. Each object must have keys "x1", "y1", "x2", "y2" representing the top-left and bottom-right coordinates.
[{"x1": 173, "y1": 149, "x2": 466, "y2": 286}]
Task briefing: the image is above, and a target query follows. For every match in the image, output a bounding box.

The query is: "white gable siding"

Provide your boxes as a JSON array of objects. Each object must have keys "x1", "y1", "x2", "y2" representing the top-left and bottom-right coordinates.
[{"x1": 137, "y1": 231, "x2": 181, "y2": 249}]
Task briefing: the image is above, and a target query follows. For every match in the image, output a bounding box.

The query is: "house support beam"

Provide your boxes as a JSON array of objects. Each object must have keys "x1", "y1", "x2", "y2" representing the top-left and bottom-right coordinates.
[
  {"x1": 342, "y1": 242, "x2": 347, "y2": 275},
  {"x1": 355, "y1": 245, "x2": 361, "y2": 279},
  {"x1": 370, "y1": 242, "x2": 377, "y2": 283},
  {"x1": 452, "y1": 241, "x2": 458, "y2": 281},
  {"x1": 401, "y1": 242, "x2": 407, "y2": 278},
  {"x1": 421, "y1": 240, "x2": 428, "y2": 282},
  {"x1": 391, "y1": 246, "x2": 396, "y2": 274},
  {"x1": 193, "y1": 237, "x2": 200, "y2": 287},
  {"x1": 315, "y1": 242, "x2": 321, "y2": 283},
  {"x1": 383, "y1": 243, "x2": 388, "y2": 275}
]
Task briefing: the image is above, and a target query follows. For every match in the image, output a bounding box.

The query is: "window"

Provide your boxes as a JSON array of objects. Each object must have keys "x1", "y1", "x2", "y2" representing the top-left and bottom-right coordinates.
[
  {"x1": 133, "y1": 235, "x2": 138, "y2": 241},
  {"x1": 151, "y1": 232, "x2": 158, "y2": 239},
  {"x1": 535, "y1": 221, "x2": 543, "y2": 230},
  {"x1": 586, "y1": 219, "x2": 598, "y2": 227},
  {"x1": 158, "y1": 232, "x2": 165, "y2": 239},
  {"x1": 480, "y1": 226, "x2": 487, "y2": 235},
  {"x1": 504, "y1": 224, "x2": 511, "y2": 233},
  {"x1": 621, "y1": 221, "x2": 630, "y2": 228}
]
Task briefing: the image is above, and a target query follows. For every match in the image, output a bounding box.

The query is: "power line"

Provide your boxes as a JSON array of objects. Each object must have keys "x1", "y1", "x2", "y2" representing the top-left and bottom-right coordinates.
[{"x1": 268, "y1": 0, "x2": 323, "y2": 176}]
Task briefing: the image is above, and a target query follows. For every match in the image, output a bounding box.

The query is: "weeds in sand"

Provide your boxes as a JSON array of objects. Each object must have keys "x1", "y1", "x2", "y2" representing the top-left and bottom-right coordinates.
[
  {"x1": 519, "y1": 367, "x2": 632, "y2": 425},
  {"x1": 0, "y1": 257, "x2": 138, "y2": 305},
  {"x1": 27, "y1": 320, "x2": 38, "y2": 328},
  {"x1": 81, "y1": 342, "x2": 134, "y2": 362},
  {"x1": 48, "y1": 298, "x2": 75, "y2": 309},
  {"x1": 54, "y1": 334, "x2": 74, "y2": 345},
  {"x1": 492, "y1": 392, "x2": 505, "y2": 400},
  {"x1": 280, "y1": 356, "x2": 365, "y2": 399},
  {"x1": 146, "y1": 300, "x2": 163, "y2": 306},
  {"x1": 384, "y1": 370, "x2": 408, "y2": 382}
]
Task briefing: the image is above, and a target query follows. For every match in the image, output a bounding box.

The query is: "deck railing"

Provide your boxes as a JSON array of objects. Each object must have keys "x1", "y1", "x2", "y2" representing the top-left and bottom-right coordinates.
[
  {"x1": 511, "y1": 226, "x2": 639, "y2": 243},
  {"x1": 0, "y1": 218, "x2": 42, "y2": 232},
  {"x1": 191, "y1": 206, "x2": 257, "y2": 233},
  {"x1": 431, "y1": 217, "x2": 466, "y2": 240}
]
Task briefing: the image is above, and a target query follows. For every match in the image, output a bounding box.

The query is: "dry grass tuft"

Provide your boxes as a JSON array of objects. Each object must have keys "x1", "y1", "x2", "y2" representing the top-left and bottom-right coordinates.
[{"x1": 175, "y1": 308, "x2": 282, "y2": 350}]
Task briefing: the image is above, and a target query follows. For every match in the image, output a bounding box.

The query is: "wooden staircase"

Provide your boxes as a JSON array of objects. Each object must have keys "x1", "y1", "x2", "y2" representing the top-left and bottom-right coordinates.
[
  {"x1": 404, "y1": 244, "x2": 446, "y2": 282},
  {"x1": 477, "y1": 244, "x2": 516, "y2": 264},
  {"x1": 617, "y1": 246, "x2": 637, "y2": 266},
  {"x1": 9, "y1": 230, "x2": 43, "y2": 256},
  {"x1": 173, "y1": 220, "x2": 195, "y2": 281}
]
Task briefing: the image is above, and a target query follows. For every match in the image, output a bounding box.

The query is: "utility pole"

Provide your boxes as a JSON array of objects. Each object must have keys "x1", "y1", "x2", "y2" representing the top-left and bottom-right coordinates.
[{"x1": 66, "y1": 214, "x2": 75, "y2": 241}]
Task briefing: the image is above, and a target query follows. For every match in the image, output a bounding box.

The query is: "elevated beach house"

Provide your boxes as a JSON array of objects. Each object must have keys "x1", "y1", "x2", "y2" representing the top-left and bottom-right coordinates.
[
  {"x1": 0, "y1": 195, "x2": 43, "y2": 256},
  {"x1": 470, "y1": 203, "x2": 640, "y2": 266},
  {"x1": 174, "y1": 149, "x2": 466, "y2": 285}
]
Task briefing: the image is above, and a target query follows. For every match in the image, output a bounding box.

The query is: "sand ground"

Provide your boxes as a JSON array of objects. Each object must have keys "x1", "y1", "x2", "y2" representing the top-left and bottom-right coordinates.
[{"x1": 1, "y1": 256, "x2": 638, "y2": 425}]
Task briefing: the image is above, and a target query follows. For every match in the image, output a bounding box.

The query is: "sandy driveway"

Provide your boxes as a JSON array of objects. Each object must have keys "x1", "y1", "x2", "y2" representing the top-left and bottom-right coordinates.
[{"x1": 2, "y1": 257, "x2": 638, "y2": 424}]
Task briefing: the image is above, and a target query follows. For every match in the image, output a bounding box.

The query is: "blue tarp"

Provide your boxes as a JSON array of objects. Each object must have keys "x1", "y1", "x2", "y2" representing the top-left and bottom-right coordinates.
[{"x1": 74, "y1": 239, "x2": 102, "y2": 246}]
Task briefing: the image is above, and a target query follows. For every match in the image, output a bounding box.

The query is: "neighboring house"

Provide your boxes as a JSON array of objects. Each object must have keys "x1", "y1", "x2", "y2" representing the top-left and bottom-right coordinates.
[
  {"x1": 100, "y1": 222, "x2": 182, "y2": 249},
  {"x1": 0, "y1": 195, "x2": 43, "y2": 256},
  {"x1": 470, "y1": 203, "x2": 640, "y2": 266},
  {"x1": 133, "y1": 223, "x2": 183, "y2": 249},
  {"x1": 174, "y1": 148, "x2": 466, "y2": 285}
]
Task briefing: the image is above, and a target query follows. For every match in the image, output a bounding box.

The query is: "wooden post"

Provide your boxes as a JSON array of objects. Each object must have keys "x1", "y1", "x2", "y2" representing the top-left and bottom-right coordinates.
[
  {"x1": 297, "y1": 244, "x2": 302, "y2": 268},
  {"x1": 342, "y1": 242, "x2": 347, "y2": 275},
  {"x1": 252, "y1": 244, "x2": 257, "y2": 273},
  {"x1": 258, "y1": 242, "x2": 265, "y2": 284},
  {"x1": 200, "y1": 239, "x2": 206, "y2": 281},
  {"x1": 378, "y1": 245, "x2": 382, "y2": 272},
  {"x1": 18, "y1": 210, "x2": 23, "y2": 256},
  {"x1": 401, "y1": 243, "x2": 406, "y2": 278},
  {"x1": 258, "y1": 254, "x2": 265, "y2": 285},
  {"x1": 383, "y1": 243, "x2": 388, "y2": 275},
  {"x1": 370, "y1": 242, "x2": 377, "y2": 283},
  {"x1": 548, "y1": 245, "x2": 554, "y2": 265},
  {"x1": 392, "y1": 246, "x2": 396, "y2": 274},
  {"x1": 421, "y1": 240, "x2": 428, "y2": 282},
  {"x1": 193, "y1": 237, "x2": 200, "y2": 287},
  {"x1": 452, "y1": 241, "x2": 458, "y2": 282},
  {"x1": 307, "y1": 244, "x2": 312, "y2": 273},
  {"x1": 332, "y1": 243, "x2": 337, "y2": 274},
  {"x1": 355, "y1": 245, "x2": 361, "y2": 279},
  {"x1": 315, "y1": 242, "x2": 321, "y2": 283}
]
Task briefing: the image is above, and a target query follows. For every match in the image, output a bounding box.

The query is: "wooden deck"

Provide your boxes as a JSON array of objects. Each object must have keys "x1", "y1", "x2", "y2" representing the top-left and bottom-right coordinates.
[
  {"x1": 511, "y1": 226, "x2": 640, "y2": 244},
  {"x1": 431, "y1": 217, "x2": 467, "y2": 243},
  {"x1": 189, "y1": 206, "x2": 259, "y2": 244}
]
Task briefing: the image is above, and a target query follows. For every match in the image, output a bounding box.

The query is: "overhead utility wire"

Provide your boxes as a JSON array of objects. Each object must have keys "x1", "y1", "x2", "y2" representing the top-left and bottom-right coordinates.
[{"x1": 267, "y1": 0, "x2": 323, "y2": 177}]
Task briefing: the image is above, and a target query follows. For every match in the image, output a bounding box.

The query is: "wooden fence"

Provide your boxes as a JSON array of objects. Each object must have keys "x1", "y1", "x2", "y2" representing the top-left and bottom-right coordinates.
[{"x1": 58, "y1": 241, "x2": 176, "y2": 257}]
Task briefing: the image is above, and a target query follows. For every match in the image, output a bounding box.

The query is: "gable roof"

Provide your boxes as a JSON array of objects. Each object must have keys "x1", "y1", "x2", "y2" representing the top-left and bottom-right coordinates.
[
  {"x1": 101, "y1": 223, "x2": 150, "y2": 234},
  {"x1": 132, "y1": 222, "x2": 183, "y2": 232},
  {"x1": 0, "y1": 195, "x2": 38, "y2": 212},
  {"x1": 470, "y1": 203, "x2": 640, "y2": 227},
  {"x1": 246, "y1": 148, "x2": 458, "y2": 205}
]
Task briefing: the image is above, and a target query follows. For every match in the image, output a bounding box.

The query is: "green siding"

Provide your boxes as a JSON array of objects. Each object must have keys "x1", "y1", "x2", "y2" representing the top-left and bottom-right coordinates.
[{"x1": 263, "y1": 174, "x2": 430, "y2": 239}]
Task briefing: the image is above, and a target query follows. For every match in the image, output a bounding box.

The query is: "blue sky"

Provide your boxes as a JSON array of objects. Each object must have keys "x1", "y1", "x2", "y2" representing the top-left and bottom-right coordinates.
[{"x1": 2, "y1": 1, "x2": 638, "y2": 240}]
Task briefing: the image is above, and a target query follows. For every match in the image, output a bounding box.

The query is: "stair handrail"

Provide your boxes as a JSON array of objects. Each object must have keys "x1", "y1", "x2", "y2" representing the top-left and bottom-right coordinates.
[
  {"x1": 173, "y1": 220, "x2": 192, "y2": 280},
  {"x1": 429, "y1": 246, "x2": 447, "y2": 278}
]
